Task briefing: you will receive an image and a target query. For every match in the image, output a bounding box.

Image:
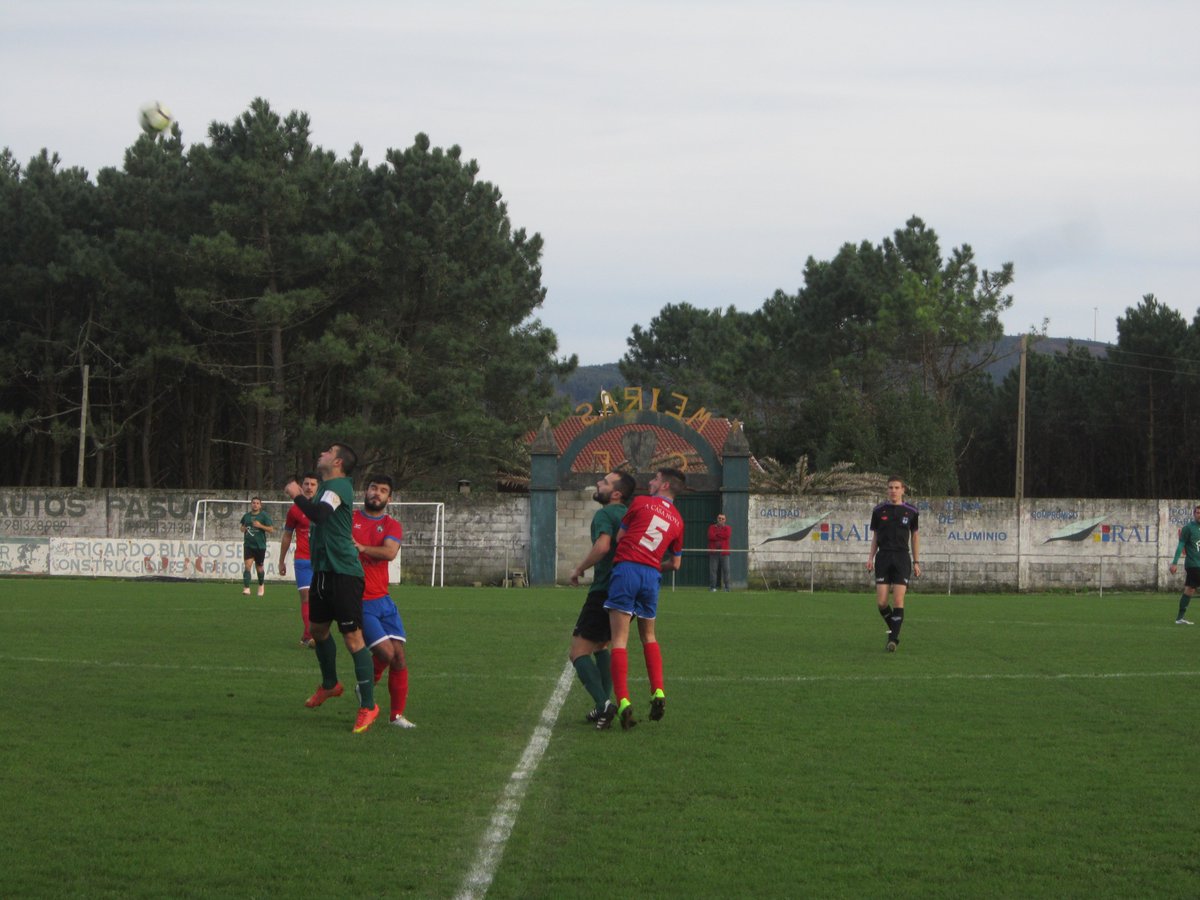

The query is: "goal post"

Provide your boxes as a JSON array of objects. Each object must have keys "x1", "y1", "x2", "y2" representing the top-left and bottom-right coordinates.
[{"x1": 191, "y1": 498, "x2": 445, "y2": 586}]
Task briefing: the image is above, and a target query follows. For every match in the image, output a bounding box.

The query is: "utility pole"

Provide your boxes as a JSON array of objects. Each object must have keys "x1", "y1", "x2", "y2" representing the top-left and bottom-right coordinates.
[
  {"x1": 1015, "y1": 334, "x2": 1027, "y2": 502},
  {"x1": 76, "y1": 363, "x2": 89, "y2": 488},
  {"x1": 1015, "y1": 334, "x2": 1028, "y2": 592}
]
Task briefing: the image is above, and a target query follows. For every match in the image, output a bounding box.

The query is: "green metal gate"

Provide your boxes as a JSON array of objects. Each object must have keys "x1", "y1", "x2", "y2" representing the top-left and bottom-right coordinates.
[{"x1": 672, "y1": 492, "x2": 721, "y2": 587}]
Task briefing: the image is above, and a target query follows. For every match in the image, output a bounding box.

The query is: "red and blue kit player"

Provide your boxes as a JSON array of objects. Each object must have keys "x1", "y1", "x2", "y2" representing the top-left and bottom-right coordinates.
[
  {"x1": 279, "y1": 472, "x2": 319, "y2": 648},
  {"x1": 604, "y1": 467, "x2": 686, "y2": 730},
  {"x1": 352, "y1": 475, "x2": 416, "y2": 729}
]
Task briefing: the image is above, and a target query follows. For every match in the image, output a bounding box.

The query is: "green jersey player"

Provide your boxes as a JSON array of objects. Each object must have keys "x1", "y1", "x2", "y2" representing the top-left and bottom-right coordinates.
[
  {"x1": 284, "y1": 443, "x2": 378, "y2": 733},
  {"x1": 1169, "y1": 505, "x2": 1200, "y2": 625}
]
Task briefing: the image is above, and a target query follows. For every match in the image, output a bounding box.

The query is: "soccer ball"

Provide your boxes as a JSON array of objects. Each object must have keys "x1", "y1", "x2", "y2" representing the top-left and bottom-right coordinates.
[{"x1": 138, "y1": 102, "x2": 173, "y2": 135}]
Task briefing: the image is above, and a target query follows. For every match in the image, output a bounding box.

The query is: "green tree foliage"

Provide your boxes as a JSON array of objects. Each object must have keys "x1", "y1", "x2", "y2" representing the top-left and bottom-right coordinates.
[
  {"x1": 959, "y1": 317, "x2": 1200, "y2": 500},
  {"x1": 621, "y1": 217, "x2": 1013, "y2": 494},
  {"x1": 0, "y1": 149, "x2": 113, "y2": 486},
  {"x1": 1107, "y1": 295, "x2": 1189, "y2": 496},
  {"x1": 0, "y1": 100, "x2": 574, "y2": 489}
]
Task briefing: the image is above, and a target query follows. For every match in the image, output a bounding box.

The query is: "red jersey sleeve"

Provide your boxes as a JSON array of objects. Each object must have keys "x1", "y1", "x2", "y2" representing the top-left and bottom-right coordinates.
[{"x1": 284, "y1": 505, "x2": 311, "y2": 560}]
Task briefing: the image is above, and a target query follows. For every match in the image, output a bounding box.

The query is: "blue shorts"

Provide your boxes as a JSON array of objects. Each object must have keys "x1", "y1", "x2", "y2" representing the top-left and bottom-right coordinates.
[
  {"x1": 362, "y1": 594, "x2": 407, "y2": 649},
  {"x1": 604, "y1": 561, "x2": 663, "y2": 620},
  {"x1": 293, "y1": 558, "x2": 313, "y2": 591}
]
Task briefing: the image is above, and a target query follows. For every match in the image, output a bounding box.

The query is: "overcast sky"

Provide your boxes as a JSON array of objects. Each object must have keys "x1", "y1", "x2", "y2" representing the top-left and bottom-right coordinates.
[{"x1": 4, "y1": 1, "x2": 1197, "y2": 365}]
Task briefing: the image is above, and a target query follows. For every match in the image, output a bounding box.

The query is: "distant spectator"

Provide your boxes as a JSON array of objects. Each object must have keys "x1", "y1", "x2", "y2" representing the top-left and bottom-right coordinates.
[{"x1": 707, "y1": 513, "x2": 732, "y2": 592}]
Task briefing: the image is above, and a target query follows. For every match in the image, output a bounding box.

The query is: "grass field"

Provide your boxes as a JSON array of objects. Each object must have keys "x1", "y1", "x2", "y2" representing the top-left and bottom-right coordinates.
[{"x1": 3, "y1": 579, "x2": 1199, "y2": 898}]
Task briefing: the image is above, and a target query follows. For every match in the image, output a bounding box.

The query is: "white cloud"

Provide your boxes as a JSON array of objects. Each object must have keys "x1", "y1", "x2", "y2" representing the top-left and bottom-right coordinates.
[{"x1": 3, "y1": 0, "x2": 1197, "y2": 364}]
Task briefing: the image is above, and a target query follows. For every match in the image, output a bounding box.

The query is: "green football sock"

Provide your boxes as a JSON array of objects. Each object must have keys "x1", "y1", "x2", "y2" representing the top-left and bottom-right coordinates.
[
  {"x1": 257, "y1": 570, "x2": 265, "y2": 586},
  {"x1": 1180, "y1": 594, "x2": 1191, "y2": 618},
  {"x1": 352, "y1": 648, "x2": 375, "y2": 708},
  {"x1": 594, "y1": 649, "x2": 613, "y2": 701},
  {"x1": 243, "y1": 569, "x2": 251, "y2": 588},
  {"x1": 314, "y1": 636, "x2": 338, "y2": 688},
  {"x1": 572, "y1": 655, "x2": 609, "y2": 709}
]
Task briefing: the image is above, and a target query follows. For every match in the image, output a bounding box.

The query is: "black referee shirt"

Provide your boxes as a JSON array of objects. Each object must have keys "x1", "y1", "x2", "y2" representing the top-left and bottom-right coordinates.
[{"x1": 869, "y1": 502, "x2": 919, "y2": 553}]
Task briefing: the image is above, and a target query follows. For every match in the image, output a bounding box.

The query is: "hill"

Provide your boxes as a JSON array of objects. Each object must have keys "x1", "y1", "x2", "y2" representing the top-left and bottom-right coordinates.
[
  {"x1": 556, "y1": 362, "x2": 623, "y2": 406},
  {"x1": 556, "y1": 337, "x2": 1109, "y2": 406},
  {"x1": 981, "y1": 335, "x2": 1108, "y2": 382}
]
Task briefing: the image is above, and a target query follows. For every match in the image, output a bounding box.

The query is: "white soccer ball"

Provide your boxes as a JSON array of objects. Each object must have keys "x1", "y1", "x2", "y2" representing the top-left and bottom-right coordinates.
[{"x1": 138, "y1": 102, "x2": 173, "y2": 135}]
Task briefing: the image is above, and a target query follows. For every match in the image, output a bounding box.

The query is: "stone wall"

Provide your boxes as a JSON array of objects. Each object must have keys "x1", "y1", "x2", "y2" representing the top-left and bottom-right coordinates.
[
  {"x1": 0, "y1": 488, "x2": 530, "y2": 587},
  {"x1": 0, "y1": 486, "x2": 1190, "y2": 591}
]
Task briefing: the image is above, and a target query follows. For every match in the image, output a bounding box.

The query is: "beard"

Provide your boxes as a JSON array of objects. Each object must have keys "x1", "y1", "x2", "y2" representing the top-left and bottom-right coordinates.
[{"x1": 364, "y1": 498, "x2": 387, "y2": 512}]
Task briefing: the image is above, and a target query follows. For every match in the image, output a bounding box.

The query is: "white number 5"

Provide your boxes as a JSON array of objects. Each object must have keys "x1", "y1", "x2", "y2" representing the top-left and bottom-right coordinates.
[{"x1": 639, "y1": 515, "x2": 671, "y2": 552}]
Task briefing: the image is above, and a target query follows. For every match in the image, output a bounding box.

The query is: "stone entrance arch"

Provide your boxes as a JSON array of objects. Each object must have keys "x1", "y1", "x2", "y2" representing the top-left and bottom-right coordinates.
[{"x1": 529, "y1": 410, "x2": 750, "y2": 586}]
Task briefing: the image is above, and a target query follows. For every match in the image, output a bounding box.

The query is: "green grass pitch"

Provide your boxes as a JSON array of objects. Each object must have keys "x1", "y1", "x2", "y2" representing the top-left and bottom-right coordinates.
[{"x1": 3, "y1": 579, "x2": 1199, "y2": 898}]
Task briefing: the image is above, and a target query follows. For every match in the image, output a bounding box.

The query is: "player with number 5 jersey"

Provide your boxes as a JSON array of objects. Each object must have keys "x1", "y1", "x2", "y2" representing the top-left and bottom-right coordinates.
[{"x1": 604, "y1": 467, "x2": 686, "y2": 731}]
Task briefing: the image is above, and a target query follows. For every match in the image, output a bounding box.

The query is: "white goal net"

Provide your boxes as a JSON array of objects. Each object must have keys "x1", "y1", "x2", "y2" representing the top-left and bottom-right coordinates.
[{"x1": 191, "y1": 498, "x2": 445, "y2": 586}]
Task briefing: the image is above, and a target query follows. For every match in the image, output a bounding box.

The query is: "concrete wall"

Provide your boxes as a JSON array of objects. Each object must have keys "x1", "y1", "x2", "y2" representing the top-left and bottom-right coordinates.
[
  {"x1": 0, "y1": 486, "x2": 1190, "y2": 591},
  {"x1": 749, "y1": 496, "x2": 1185, "y2": 593},
  {"x1": 0, "y1": 488, "x2": 530, "y2": 587}
]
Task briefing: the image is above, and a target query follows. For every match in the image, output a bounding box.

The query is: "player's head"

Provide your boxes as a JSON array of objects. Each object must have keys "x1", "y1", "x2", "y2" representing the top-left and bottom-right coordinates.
[
  {"x1": 886, "y1": 477, "x2": 905, "y2": 501},
  {"x1": 652, "y1": 467, "x2": 686, "y2": 498},
  {"x1": 249, "y1": 496, "x2": 262, "y2": 511},
  {"x1": 364, "y1": 474, "x2": 394, "y2": 512},
  {"x1": 1193, "y1": 504, "x2": 1200, "y2": 522},
  {"x1": 301, "y1": 473, "x2": 319, "y2": 499},
  {"x1": 594, "y1": 471, "x2": 636, "y2": 506},
  {"x1": 318, "y1": 442, "x2": 358, "y2": 478},
  {"x1": 716, "y1": 513, "x2": 727, "y2": 525}
]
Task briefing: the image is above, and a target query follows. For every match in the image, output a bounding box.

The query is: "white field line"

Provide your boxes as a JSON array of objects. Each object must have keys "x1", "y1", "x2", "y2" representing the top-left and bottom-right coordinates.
[
  {"x1": 455, "y1": 661, "x2": 574, "y2": 900},
  {"x1": 0, "y1": 655, "x2": 568, "y2": 681},
  {"x1": 1, "y1": 655, "x2": 1199, "y2": 687},
  {"x1": 678, "y1": 670, "x2": 1200, "y2": 684}
]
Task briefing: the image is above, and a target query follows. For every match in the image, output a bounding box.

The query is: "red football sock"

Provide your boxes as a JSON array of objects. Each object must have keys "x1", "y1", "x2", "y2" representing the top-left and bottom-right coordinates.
[
  {"x1": 611, "y1": 647, "x2": 629, "y2": 702},
  {"x1": 373, "y1": 656, "x2": 387, "y2": 684},
  {"x1": 300, "y1": 600, "x2": 311, "y2": 641},
  {"x1": 389, "y1": 667, "x2": 409, "y2": 718},
  {"x1": 643, "y1": 641, "x2": 664, "y2": 693}
]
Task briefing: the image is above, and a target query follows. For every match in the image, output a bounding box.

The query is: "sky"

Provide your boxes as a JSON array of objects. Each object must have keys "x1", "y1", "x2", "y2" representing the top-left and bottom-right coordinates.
[{"x1": 4, "y1": 1, "x2": 1198, "y2": 365}]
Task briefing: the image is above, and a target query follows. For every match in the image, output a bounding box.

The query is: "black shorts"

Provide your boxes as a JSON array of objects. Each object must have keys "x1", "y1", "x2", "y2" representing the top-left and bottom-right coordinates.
[
  {"x1": 309, "y1": 571, "x2": 365, "y2": 634},
  {"x1": 874, "y1": 550, "x2": 912, "y2": 586},
  {"x1": 1185, "y1": 567, "x2": 1200, "y2": 589},
  {"x1": 243, "y1": 547, "x2": 266, "y2": 566},
  {"x1": 573, "y1": 590, "x2": 612, "y2": 644}
]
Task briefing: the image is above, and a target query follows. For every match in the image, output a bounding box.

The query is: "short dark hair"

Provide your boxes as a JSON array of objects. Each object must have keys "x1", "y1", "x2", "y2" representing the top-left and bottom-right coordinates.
[
  {"x1": 333, "y1": 443, "x2": 358, "y2": 476},
  {"x1": 887, "y1": 476, "x2": 905, "y2": 487},
  {"x1": 612, "y1": 472, "x2": 636, "y2": 502},
  {"x1": 367, "y1": 474, "x2": 394, "y2": 490},
  {"x1": 250, "y1": 496, "x2": 262, "y2": 503},
  {"x1": 301, "y1": 471, "x2": 319, "y2": 483},
  {"x1": 658, "y1": 467, "x2": 686, "y2": 494}
]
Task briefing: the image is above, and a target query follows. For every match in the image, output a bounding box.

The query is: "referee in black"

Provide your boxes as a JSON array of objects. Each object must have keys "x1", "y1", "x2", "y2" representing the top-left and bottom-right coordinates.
[{"x1": 866, "y1": 476, "x2": 921, "y2": 652}]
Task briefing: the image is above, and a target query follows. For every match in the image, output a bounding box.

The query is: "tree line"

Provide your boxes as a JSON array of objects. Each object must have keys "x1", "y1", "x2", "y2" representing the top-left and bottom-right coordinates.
[
  {"x1": 618, "y1": 220, "x2": 1200, "y2": 500},
  {"x1": 4, "y1": 99, "x2": 1194, "y2": 498},
  {"x1": 0, "y1": 99, "x2": 574, "y2": 490}
]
